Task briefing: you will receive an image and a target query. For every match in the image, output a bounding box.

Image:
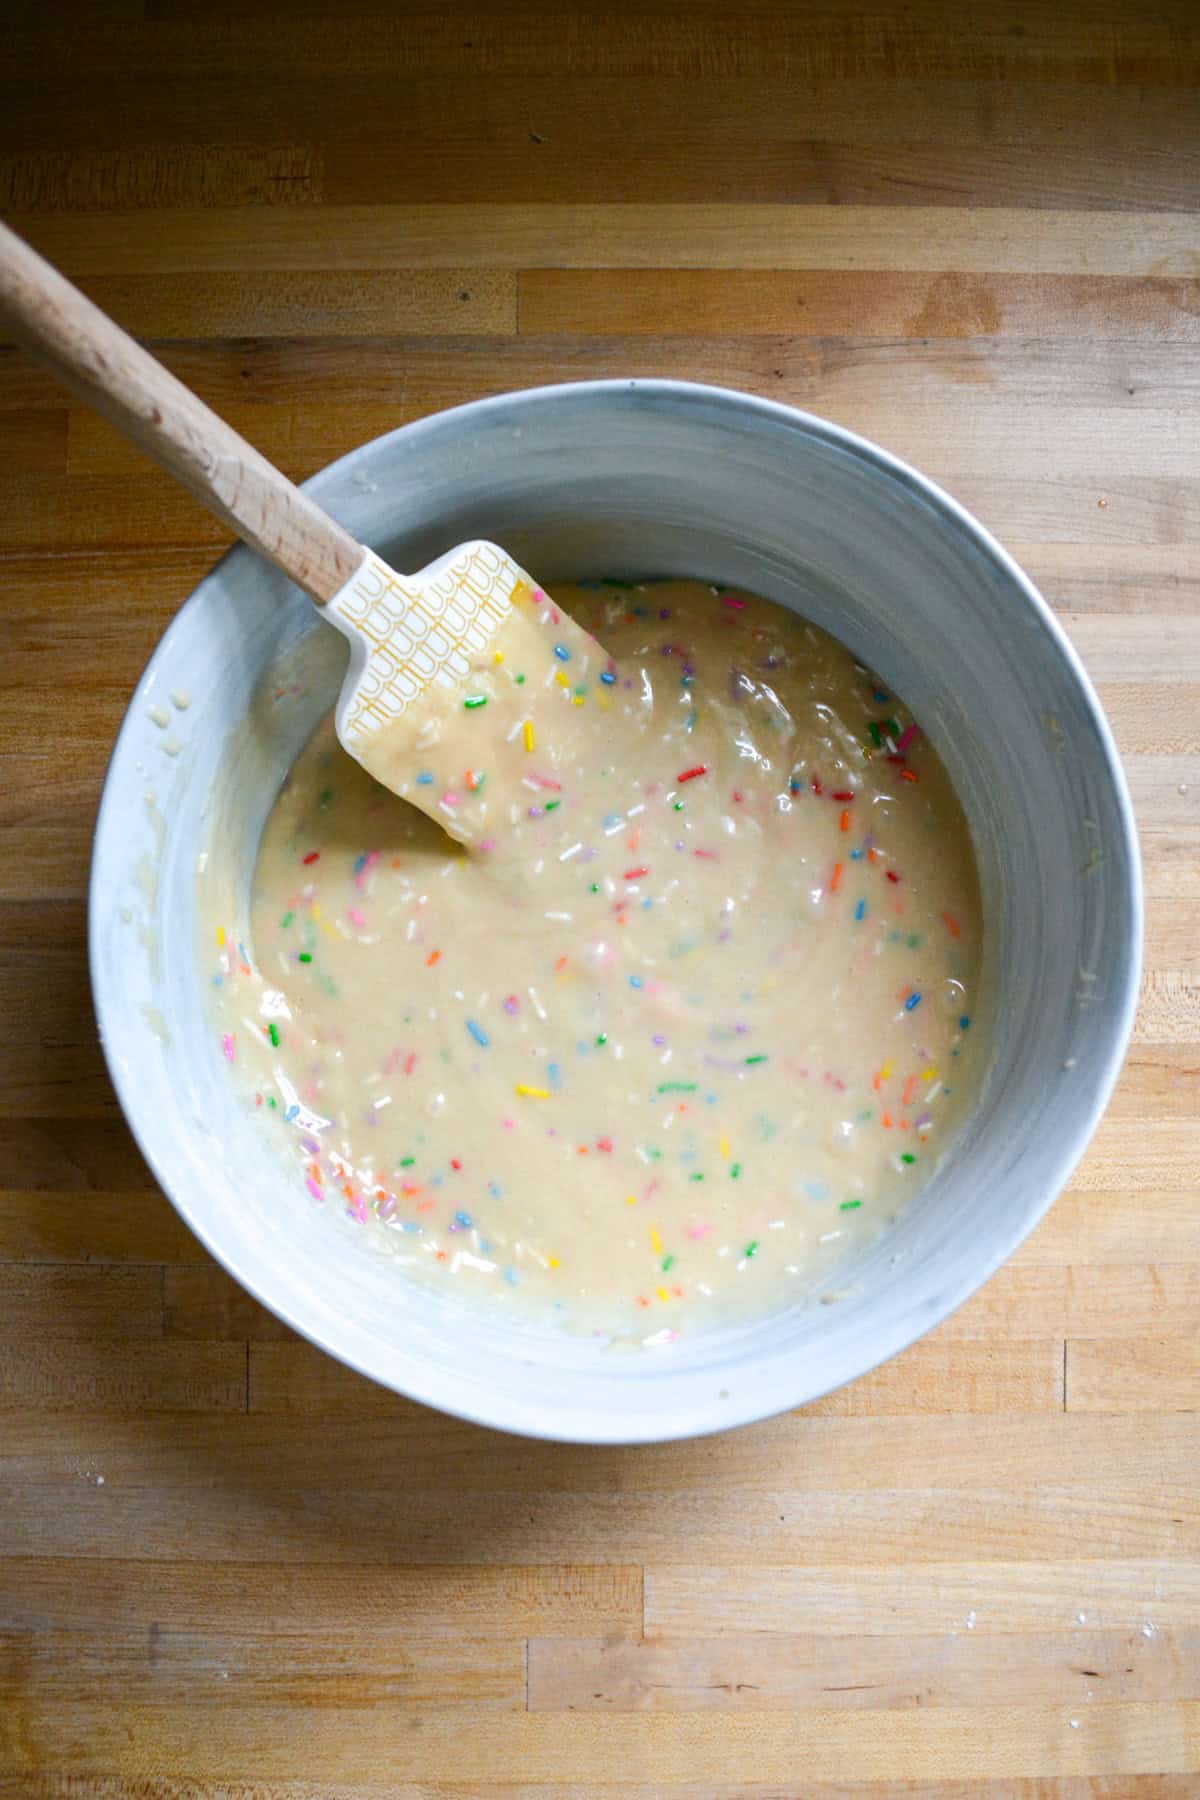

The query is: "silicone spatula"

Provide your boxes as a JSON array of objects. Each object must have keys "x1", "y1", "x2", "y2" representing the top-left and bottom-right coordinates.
[{"x1": 0, "y1": 219, "x2": 540, "y2": 829}]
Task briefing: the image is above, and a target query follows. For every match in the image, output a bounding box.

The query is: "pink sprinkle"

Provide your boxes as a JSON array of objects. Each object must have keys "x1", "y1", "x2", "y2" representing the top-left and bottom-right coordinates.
[
  {"x1": 305, "y1": 1178, "x2": 324, "y2": 1203},
  {"x1": 383, "y1": 1047, "x2": 403, "y2": 1074},
  {"x1": 688, "y1": 1222, "x2": 713, "y2": 1239},
  {"x1": 347, "y1": 1191, "x2": 367, "y2": 1223},
  {"x1": 596, "y1": 1135, "x2": 613, "y2": 1152},
  {"x1": 442, "y1": 791, "x2": 460, "y2": 806},
  {"x1": 693, "y1": 847, "x2": 718, "y2": 860},
  {"x1": 721, "y1": 595, "x2": 747, "y2": 611},
  {"x1": 896, "y1": 723, "x2": 919, "y2": 752},
  {"x1": 479, "y1": 838, "x2": 497, "y2": 852},
  {"x1": 403, "y1": 1052, "x2": 417, "y2": 1076},
  {"x1": 355, "y1": 849, "x2": 379, "y2": 890},
  {"x1": 221, "y1": 1033, "x2": 235, "y2": 1062},
  {"x1": 348, "y1": 906, "x2": 366, "y2": 929},
  {"x1": 535, "y1": 775, "x2": 562, "y2": 791},
  {"x1": 502, "y1": 1116, "x2": 515, "y2": 1130}
]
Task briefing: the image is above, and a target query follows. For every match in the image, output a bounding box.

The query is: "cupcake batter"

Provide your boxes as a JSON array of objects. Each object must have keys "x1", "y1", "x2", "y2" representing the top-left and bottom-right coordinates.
[{"x1": 211, "y1": 578, "x2": 983, "y2": 1341}]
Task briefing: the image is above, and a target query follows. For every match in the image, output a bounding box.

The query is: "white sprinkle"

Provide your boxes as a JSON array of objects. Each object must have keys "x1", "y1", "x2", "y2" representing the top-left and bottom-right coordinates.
[
  {"x1": 558, "y1": 843, "x2": 583, "y2": 862},
  {"x1": 966, "y1": 1610, "x2": 976, "y2": 1630},
  {"x1": 527, "y1": 986, "x2": 547, "y2": 1020},
  {"x1": 545, "y1": 911, "x2": 572, "y2": 922}
]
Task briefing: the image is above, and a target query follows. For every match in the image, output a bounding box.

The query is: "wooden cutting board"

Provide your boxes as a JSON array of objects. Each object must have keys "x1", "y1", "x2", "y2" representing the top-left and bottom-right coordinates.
[{"x1": 1, "y1": 1, "x2": 1197, "y2": 1790}]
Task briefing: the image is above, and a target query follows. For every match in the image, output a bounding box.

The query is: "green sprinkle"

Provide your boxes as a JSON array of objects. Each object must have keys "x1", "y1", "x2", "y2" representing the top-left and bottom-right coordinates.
[
  {"x1": 281, "y1": 911, "x2": 294, "y2": 928},
  {"x1": 515, "y1": 673, "x2": 526, "y2": 685},
  {"x1": 595, "y1": 1033, "x2": 608, "y2": 1046},
  {"x1": 744, "y1": 1239, "x2": 759, "y2": 1257},
  {"x1": 574, "y1": 685, "x2": 587, "y2": 697},
  {"x1": 298, "y1": 952, "x2": 312, "y2": 964},
  {"x1": 318, "y1": 787, "x2": 332, "y2": 809},
  {"x1": 690, "y1": 1171, "x2": 705, "y2": 1182},
  {"x1": 400, "y1": 1156, "x2": 416, "y2": 1167},
  {"x1": 840, "y1": 1198, "x2": 863, "y2": 1211},
  {"x1": 673, "y1": 801, "x2": 684, "y2": 811},
  {"x1": 267, "y1": 1096, "x2": 276, "y2": 1108},
  {"x1": 730, "y1": 1162, "x2": 742, "y2": 1179},
  {"x1": 885, "y1": 718, "x2": 900, "y2": 737},
  {"x1": 745, "y1": 1053, "x2": 768, "y2": 1065},
  {"x1": 907, "y1": 934, "x2": 923, "y2": 949},
  {"x1": 901, "y1": 1153, "x2": 917, "y2": 1165},
  {"x1": 267, "y1": 1023, "x2": 280, "y2": 1048},
  {"x1": 647, "y1": 1147, "x2": 663, "y2": 1161},
  {"x1": 661, "y1": 1254, "x2": 675, "y2": 1272},
  {"x1": 868, "y1": 721, "x2": 882, "y2": 747},
  {"x1": 589, "y1": 882, "x2": 600, "y2": 893},
  {"x1": 657, "y1": 1081, "x2": 698, "y2": 1093},
  {"x1": 544, "y1": 799, "x2": 560, "y2": 811},
  {"x1": 464, "y1": 695, "x2": 487, "y2": 710}
]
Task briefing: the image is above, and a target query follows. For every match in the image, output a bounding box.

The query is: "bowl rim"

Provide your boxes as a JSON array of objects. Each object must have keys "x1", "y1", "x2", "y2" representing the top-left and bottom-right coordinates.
[{"x1": 89, "y1": 377, "x2": 1144, "y2": 1443}]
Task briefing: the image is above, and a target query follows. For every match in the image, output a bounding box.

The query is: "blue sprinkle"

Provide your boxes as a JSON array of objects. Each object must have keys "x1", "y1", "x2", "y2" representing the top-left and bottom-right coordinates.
[
  {"x1": 504, "y1": 1266, "x2": 520, "y2": 1284},
  {"x1": 960, "y1": 1014, "x2": 971, "y2": 1030},
  {"x1": 874, "y1": 689, "x2": 889, "y2": 702},
  {"x1": 212, "y1": 974, "x2": 223, "y2": 986},
  {"x1": 629, "y1": 975, "x2": 643, "y2": 989},
  {"x1": 849, "y1": 848, "x2": 864, "y2": 860},
  {"x1": 416, "y1": 772, "x2": 434, "y2": 786},
  {"x1": 554, "y1": 644, "x2": 570, "y2": 662},
  {"x1": 549, "y1": 1061, "x2": 562, "y2": 1088},
  {"x1": 803, "y1": 1179, "x2": 828, "y2": 1201},
  {"x1": 488, "y1": 1180, "x2": 502, "y2": 1198},
  {"x1": 455, "y1": 1210, "x2": 473, "y2": 1229},
  {"x1": 854, "y1": 899, "x2": 866, "y2": 921},
  {"x1": 600, "y1": 669, "x2": 617, "y2": 685},
  {"x1": 603, "y1": 812, "x2": 623, "y2": 829},
  {"x1": 905, "y1": 992, "x2": 922, "y2": 1011},
  {"x1": 401, "y1": 1220, "x2": 420, "y2": 1234},
  {"x1": 466, "y1": 1019, "x2": 489, "y2": 1047},
  {"x1": 284, "y1": 1104, "x2": 300, "y2": 1122}
]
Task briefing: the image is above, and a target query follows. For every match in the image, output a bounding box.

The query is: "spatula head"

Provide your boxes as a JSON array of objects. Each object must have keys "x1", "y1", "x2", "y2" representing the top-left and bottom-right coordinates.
[{"x1": 324, "y1": 539, "x2": 534, "y2": 797}]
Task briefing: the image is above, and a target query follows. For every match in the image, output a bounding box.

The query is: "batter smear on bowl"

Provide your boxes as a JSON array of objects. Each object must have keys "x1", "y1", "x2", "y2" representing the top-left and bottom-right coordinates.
[{"x1": 212, "y1": 578, "x2": 983, "y2": 1342}]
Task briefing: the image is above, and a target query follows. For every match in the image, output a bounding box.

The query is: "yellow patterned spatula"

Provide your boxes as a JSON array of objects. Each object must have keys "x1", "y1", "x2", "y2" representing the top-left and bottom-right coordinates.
[{"x1": 0, "y1": 220, "x2": 539, "y2": 828}]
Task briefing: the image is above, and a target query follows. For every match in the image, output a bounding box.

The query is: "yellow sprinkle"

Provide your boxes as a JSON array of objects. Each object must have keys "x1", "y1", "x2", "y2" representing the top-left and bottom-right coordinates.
[
  {"x1": 493, "y1": 649, "x2": 504, "y2": 664},
  {"x1": 216, "y1": 926, "x2": 225, "y2": 947},
  {"x1": 881, "y1": 1060, "x2": 894, "y2": 1081},
  {"x1": 656, "y1": 1285, "x2": 670, "y2": 1303},
  {"x1": 548, "y1": 1256, "x2": 561, "y2": 1270},
  {"x1": 523, "y1": 720, "x2": 535, "y2": 753},
  {"x1": 311, "y1": 902, "x2": 321, "y2": 920},
  {"x1": 626, "y1": 1194, "x2": 638, "y2": 1206},
  {"x1": 510, "y1": 579, "x2": 532, "y2": 608},
  {"x1": 322, "y1": 921, "x2": 339, "y2": 940},
  {"x1": 573, "y1": 693, "x2": 585, "y2": 706},
  {"x1": 719, "y1": 1133, "x2": 730, "y2": 1159},
  {"x1": 555, "y1": 669, "x2": 570, "y2": 688},
  {"x1": 922, "y1": 1066, "x2": 938, "y2": 1081},
  {"x1": 515, "y1": 1083, "x2": 551, "y2": 1098},
  {"x1": 650, "y1": 1227, "x2": 663, "y2": 1255}
]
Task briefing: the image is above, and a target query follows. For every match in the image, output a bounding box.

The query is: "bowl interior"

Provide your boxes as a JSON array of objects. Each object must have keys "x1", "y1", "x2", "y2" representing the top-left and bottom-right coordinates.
[{"x1": 90, "y1": 381, "x2": 1140, "y2": 1442}]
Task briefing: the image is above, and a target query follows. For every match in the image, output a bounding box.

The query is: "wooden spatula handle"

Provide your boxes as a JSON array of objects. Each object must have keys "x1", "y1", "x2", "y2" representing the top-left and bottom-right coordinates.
[{"x1": 0, "y1": 218, "x2": 364, "y2": 604}]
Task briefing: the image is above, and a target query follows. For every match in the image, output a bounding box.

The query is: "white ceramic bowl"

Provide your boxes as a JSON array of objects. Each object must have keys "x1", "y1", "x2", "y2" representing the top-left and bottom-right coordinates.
[{"x1": 90, "y1": 380, "x2": 1141, "y2": 1443}]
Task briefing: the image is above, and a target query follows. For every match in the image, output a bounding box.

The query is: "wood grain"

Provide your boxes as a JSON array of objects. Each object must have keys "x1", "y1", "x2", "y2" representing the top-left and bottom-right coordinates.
[{"x1": 0, "y1": 1, "x2": 1196, "y2": 1789}]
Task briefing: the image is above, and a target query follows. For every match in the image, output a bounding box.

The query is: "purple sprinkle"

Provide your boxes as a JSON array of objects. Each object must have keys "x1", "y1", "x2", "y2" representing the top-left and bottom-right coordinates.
[{"x1": 652, "y1": 1033, "x2": 667, "y2": 1046}]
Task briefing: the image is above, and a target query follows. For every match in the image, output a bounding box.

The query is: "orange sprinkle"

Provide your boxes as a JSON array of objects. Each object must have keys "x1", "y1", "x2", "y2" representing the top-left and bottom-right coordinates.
[
  {"x1": 872, "y1": 1072, "x2": 882, "y2": 1092},
  {"x1": 391, "y1": 857, "x2": 403, "y2": 868},
  {"x1": 901, "y1": 769, "x2": 919, "y2": 783},
  {"x1": 637, "y1": 1295, "x2": 651, "y2": 1308},
  {"x1": 418, "y1": 1198, "x2": 435, "y2": 1213},
  {"x1": 943, "y1": 910, "x2": 962, "y2": 938},
  {"x1": 882, "y1": 1111, "x2": 894, "y2": 1129},
  {"x1": 426, "y1": 949, "x2": 441, "y2": 967},
  {"x1": 903, "y1": 1075, "x2": 917, "y2": 1107},
  {"x1": 555, "y1": 954, "x2": 569, "y2": 972},
  {"x1": 868, "y1": 847, "x2": 878, "y2": 863},
  {"x1": 830, "y1": 861, "x2": 843, "y2": 893},
  {"x1": 577, "y1": 1144, "x2": 588, "y2": 1155},
  {"x1": 839, "y1": 810, "x2": 851, "y2": 832}
]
